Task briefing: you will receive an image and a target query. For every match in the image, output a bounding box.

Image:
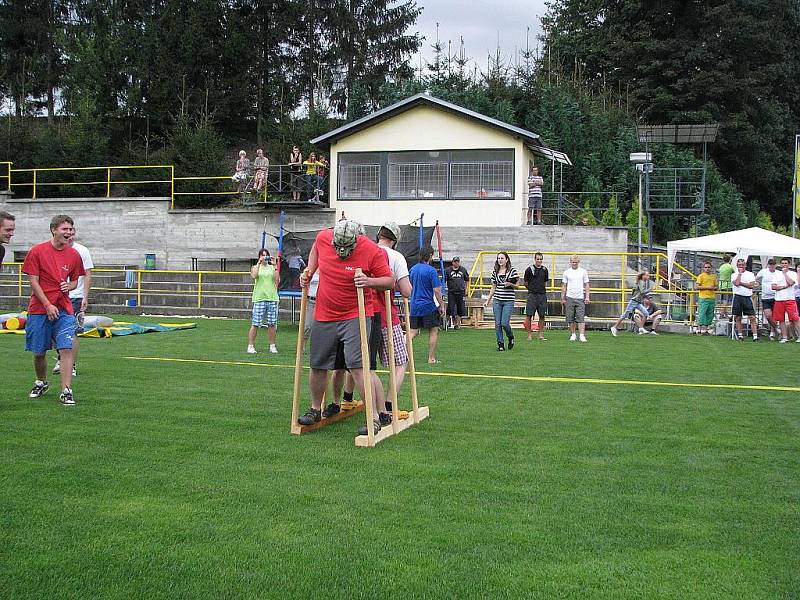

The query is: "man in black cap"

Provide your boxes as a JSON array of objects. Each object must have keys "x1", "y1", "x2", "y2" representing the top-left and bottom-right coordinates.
[{"x1": 445, "y1": 256, "x2": 469, "y2": 329}]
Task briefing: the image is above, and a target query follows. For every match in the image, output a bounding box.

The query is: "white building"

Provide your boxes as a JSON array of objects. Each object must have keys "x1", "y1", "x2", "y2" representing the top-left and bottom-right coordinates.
[{"x1": 311, "y1": 93, "x2": 568, "y2": 228}]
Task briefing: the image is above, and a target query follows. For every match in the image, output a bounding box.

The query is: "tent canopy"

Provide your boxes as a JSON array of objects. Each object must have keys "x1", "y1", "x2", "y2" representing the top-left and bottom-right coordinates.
[{"x1": 667, "y1": 227, "x2": 800, "y2": 274}]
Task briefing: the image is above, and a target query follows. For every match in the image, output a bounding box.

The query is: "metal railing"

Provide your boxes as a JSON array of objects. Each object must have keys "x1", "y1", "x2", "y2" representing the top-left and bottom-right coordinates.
[
  {"x1": 2, "y1": 162, "x2": 329, "y2": 209},
  {"x1": 523, "y1": 191, "x2": 624, "y2": 225},
  {"x1": 466, "y1": 250, "x2": 710, "y2": 324},
  {"x1": 0, "y1": 161, "x2": 11, "y2": 192}
]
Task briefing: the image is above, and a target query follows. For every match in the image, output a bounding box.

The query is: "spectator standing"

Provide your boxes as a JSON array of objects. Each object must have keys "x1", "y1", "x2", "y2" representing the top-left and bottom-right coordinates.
[
  {"x1": 303, "y1": 152, "x2": 322, "y2": 201},
  {"x1": 409, "y1": 245, "x2": 444, "y2": 363},
  {"x1": 771, "y1": 258, "x2": 799, "y2": 343},
  {"x1": 756, "y1": 258, "x2": 779, "y2": 340},
  {"x1": 484, "y1": 251, "x2": 519, "y2": 351},
  {"x1": 252, "y1": 148, "x2": 269, "y2": 193},
  {"x1": 54, "y1": 233, "x2": 94, "y2": 377},
  {"x1": 287, "y1": 253, "x2": 306, "y2": 289},
  {"x1": 561, "y1": 255, "x2": 590, "y2": 342},
  {"x1": 233, "y1": 150, "x2": 250, "y2": 193},
  {"x1": 731, "y1": 258, "x2": 758, "y2": 341},
  {"x1": 247, "y1": 248, "x2": 280, "y2": 354},
  {"x1": 445, "y1": 256, "x2": 469, "y2": 329},
  {"x1": 718, "y1": 254, "x2": 734, "y2": 317},
  {"x1": 23, "y1": 215, "x2": 84, "y2": 406},
  {"x1": 523, "y1": 252, "x2": 549, "y2": 341},
  {"x1": 695, "y1": 261, "x2": 717, "y2": 335},
  {"x1": 526, "y1": 165, "x2": 544, "y2": 225},
  {"x1": 288, "y1": 145, "x2": 303, "y2": 201}
]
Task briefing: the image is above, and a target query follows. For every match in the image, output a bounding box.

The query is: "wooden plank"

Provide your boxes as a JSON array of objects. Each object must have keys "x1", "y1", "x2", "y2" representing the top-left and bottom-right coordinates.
[
  {"x1": 354, "y1": 406, "x2": 429, "y2": 447},
  {"x1": 291, "y1": 401, "x2": 365, "y2": 435},
  {"x1": 355, "y1": 269, "x2": 376, "y2": 447}
]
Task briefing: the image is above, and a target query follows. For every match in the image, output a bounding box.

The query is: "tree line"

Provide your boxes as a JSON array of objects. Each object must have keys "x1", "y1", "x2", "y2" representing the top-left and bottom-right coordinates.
[{"x1": 1, "y1": 0, "x2": 797, "y2": 241}]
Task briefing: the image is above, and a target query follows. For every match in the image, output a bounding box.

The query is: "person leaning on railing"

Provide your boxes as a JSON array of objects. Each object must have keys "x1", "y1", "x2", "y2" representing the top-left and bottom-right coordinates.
[
  {"x1": 303, "y1": 152, "x2": 324, "y2": 201},
  {"x1": 252, "y1": 148, "x2": 269, "y2": 193},
  {"x1": 232, "y1": 150, "x2": 250, "y2": 193}
]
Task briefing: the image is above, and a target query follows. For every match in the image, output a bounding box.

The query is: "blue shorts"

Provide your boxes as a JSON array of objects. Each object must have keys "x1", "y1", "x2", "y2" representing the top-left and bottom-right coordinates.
[
  {"x1": 252, "y1": 300, "x2": 278, "y2": 327},
  {"x1": 25, "y1": 310, "x2": 77, "y2": 354}
]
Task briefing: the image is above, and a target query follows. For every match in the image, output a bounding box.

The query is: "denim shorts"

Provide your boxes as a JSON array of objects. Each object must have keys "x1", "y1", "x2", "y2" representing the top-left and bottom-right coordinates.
[{"x1": 25, "y1": 310, "x2": 77, "y2": 354}]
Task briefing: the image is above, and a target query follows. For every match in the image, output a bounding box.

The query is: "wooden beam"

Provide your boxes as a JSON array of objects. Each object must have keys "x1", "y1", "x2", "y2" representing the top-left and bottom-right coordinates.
[{"x1": 354, "y1": 406, "x2": 429, "y2": 447}]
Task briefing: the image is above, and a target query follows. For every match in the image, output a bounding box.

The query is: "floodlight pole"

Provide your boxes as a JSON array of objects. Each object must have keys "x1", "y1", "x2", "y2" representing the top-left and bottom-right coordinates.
[
  {"x1": 637, "y1": 168, "x2": 643, "y2": 271},
  {"x1": 793, "y1": 134, "x2": 799, "y2": 238}
]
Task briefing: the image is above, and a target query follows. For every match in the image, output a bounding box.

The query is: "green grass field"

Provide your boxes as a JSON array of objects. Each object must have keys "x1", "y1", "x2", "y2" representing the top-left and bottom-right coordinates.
[{"x1": 1, "y1": 317, "x2": 799, "y2": 599}]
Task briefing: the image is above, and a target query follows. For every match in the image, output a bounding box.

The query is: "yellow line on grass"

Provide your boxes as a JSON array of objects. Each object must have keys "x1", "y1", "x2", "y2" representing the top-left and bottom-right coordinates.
[{"x1": 124, "y1": 356, "x2": 800, "y2": 393}]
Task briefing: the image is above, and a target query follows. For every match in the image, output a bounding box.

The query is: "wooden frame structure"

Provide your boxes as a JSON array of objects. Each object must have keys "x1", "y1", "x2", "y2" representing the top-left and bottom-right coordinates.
[{"x1": 289, "y1": 278, "x2": 429, "y2": 446}]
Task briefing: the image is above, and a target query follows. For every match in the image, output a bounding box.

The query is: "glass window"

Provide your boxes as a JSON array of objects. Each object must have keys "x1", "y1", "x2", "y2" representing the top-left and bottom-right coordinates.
[
  {"x1": 450, "y1": 150, "x2": 514, "y2": 199},
  {"x1": 338, "y1": 153, "x2": 380, "y2": 199},
  {"x1": 388, "y1": 152, "x2": 448, "y2": 198}
]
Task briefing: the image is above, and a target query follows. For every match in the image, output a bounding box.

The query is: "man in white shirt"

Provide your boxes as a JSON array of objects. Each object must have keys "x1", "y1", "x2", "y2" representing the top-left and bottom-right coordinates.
[
  {"x1": 731, "y1": 259, "x2": 758, "y2": 341},
  {"x1": 755, "y1": 258, "x2": 779, "y2": 340},
  {"x1": 560, "y1": 254, "x2": 590, "y2": 342},
  {"x1": 771, "y1": 257, "x2": 799, "y2": 343},
  {"x1": 54, "y1": 235, "x2": 94, "y2": 376}
]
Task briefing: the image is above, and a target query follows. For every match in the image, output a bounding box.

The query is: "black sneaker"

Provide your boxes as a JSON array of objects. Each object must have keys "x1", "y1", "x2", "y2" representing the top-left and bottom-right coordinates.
[
  {"x1": 322, "y1": 403, "x2": 341, "y2": 418},
  {"x1": 59, "y1": 388, "x2": 75, "y2": 406},
  {"x1": 508, "y1": 336, "x2": 515, "y2": 350},
  {"x1": 29, "y1": 381, "x2": 49, "y2": 398},
  {"x1": 298, "y1": 408, "x2": 321, "y2": 425},
  {"x1": 358, "y1": 419, "x2": 382, "y2": 436},
  {"x1": 497, "y1": 342, "x2": 505, "y2": 351},
  {"x1": 378, "y1": 412, "x2": 392, "y2": 426}
]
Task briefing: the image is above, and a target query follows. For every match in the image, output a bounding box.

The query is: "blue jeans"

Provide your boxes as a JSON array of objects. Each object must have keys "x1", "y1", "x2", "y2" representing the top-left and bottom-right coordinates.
[{"x1": 493, "y1": 299, "x2": 514, "y2": 344}]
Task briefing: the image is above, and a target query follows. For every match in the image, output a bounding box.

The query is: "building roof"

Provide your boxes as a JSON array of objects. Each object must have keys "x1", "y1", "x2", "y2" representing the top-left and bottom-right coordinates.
[{"x1": 310, "y1": 93, "x2": 547, "y2": 148}]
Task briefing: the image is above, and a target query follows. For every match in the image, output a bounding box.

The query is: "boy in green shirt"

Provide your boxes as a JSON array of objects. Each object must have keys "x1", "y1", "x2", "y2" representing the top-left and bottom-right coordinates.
[{"x1": 718, "y1": 254, "x2": 734, "y2": 317}]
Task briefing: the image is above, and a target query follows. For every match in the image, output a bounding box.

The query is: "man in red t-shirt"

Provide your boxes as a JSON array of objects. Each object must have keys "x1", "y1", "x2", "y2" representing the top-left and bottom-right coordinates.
[
  {"x1": 23, "y1": 214, "x2": 85, "y2": 406},
  {"x1": 298, "y1": 220, "x2": 395, "y2": 435}
]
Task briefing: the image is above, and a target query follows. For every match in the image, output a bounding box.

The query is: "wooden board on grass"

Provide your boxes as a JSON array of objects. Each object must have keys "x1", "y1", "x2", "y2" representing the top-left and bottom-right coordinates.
[
  {"x1": 291, "y1": 401, "x2": 365, "y2": 435},
  {"x1": 354, "y1": 405, "x2": 430, "y2": 447}
]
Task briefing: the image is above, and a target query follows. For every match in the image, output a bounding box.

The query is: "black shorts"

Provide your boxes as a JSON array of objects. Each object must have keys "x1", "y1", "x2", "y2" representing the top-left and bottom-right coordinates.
[
  {"x1": 732, "y1": 295, "x2": 755, "y2": 317},
  {"x1": 410, "y1": 310, "x2": 441, "y2": 330},
  {"x1": 525, "y1": 292, "x2": 547, "y2": 317},
  {"x1": 447, "y1": 292, "x2": 466, "y2": 317},
  {"x1": 762, "y1": 298, "x2": 774, "y2": 310}
]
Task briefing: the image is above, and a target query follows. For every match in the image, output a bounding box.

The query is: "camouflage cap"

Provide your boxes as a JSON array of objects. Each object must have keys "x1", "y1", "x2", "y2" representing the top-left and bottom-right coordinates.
[
  {"x1": 332, "y1": 219, "x2": 360, "y2": 259},
  {"x1": 380, "y1": 221, "x2": 401, "y2": 242}
]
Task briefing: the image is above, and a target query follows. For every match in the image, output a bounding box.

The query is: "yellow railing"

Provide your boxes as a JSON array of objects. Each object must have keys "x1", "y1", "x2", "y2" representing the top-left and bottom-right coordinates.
[
  {"x1": 4, "y1": 162, "x2": 292, "y2": 208},
  {"x1": 466, "y1": 250, "x2": 726, "y2": 325},
  {"x1": 9, "y1": 164, "x2": 173, "y2": 202},
  {"x1": 0, "y1": 161, "x2": 11, "y2": 192}
]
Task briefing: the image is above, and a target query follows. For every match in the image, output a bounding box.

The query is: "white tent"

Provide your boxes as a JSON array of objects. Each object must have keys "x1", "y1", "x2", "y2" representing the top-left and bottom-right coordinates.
[{"x1": 667, "y1": 227, "x2": 800, "y2": 275}]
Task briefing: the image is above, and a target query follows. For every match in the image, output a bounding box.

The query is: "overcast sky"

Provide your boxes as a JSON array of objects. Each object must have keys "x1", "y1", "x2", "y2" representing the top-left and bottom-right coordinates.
[{"x1": 410, "y1": 0, "x2": 550, "y2": 75}]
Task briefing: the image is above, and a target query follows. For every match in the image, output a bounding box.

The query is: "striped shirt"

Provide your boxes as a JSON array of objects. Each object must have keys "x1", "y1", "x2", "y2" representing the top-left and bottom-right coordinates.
[
  {"x1": 528, "y1": 175, "x2": 544, "y2": 199},
  {"x1": 491, "y1": 268, "x2": 519, "y2": 302}
]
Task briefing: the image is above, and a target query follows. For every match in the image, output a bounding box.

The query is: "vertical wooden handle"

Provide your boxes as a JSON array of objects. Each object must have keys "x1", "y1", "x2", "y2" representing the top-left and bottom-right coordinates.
[
  {"x1": 385, "y1": 289, "x2": 400, "y2": 434},
  {"x1": 290, "y1": 285, "x2": 309, "y2": 433},
  {"x1": 355, "y1": 268, "x2": 375, "y2": 445},
  {"x1": 403, "y1": 296, "x2": 420, "y2": 424}
]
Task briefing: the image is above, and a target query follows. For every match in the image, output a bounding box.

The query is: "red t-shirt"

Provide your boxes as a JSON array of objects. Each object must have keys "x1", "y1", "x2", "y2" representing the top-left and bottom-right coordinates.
[
  {"x1": 23, "y1": 241, "x2": 85, "y2": 314},
  {"x1": 313, "y1": 229, "x2": 393, "y2": 322}
]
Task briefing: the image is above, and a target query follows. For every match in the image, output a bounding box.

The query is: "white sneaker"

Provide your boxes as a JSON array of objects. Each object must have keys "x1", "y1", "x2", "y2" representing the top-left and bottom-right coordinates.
[
  {"x1": 569, "y1": 333, "x2": 577, "y2": 342},
  {"x1": 638, "y1": 328, "x2": 647, "y2": 334},
  {"x1": 269, "y1": 344, "x2": 278, "y2": 354},
  {"x1": 610, "y1": 326, "x2": 618, "y2": 337},
  {"x1": 780, "y1": 338, "x2": 788, "y2": 344},
  {"x1": 769, "y1": 332, "x2": 775, "y2": 341},
  {"x1": 579, "y1": 335, "x2": 587, "y2": 342},
  {"x1": 649, "y1": 330, "x2": 658, "y2": 335},
  {"x1": 246, "y1": 345, "x2": 257, "y2": 354},
  {"x1": 53, "y1": 360, "x2": 61, "y2": 374}
]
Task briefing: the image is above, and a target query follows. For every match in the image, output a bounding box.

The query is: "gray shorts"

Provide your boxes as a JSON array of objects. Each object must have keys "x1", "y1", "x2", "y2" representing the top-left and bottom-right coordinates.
[
  {"x1": 525, "y1": 293, "x2": 547, "y2": 317},
  {"x1": 310, "y1": 317, "x2": 369, "y2": 370},
  {"x1": 565, "y1": 297, "x2": 585, "y2": 324},
  {"x1": 528, "y1": 195, "x2": 543, "y2": 209}
]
